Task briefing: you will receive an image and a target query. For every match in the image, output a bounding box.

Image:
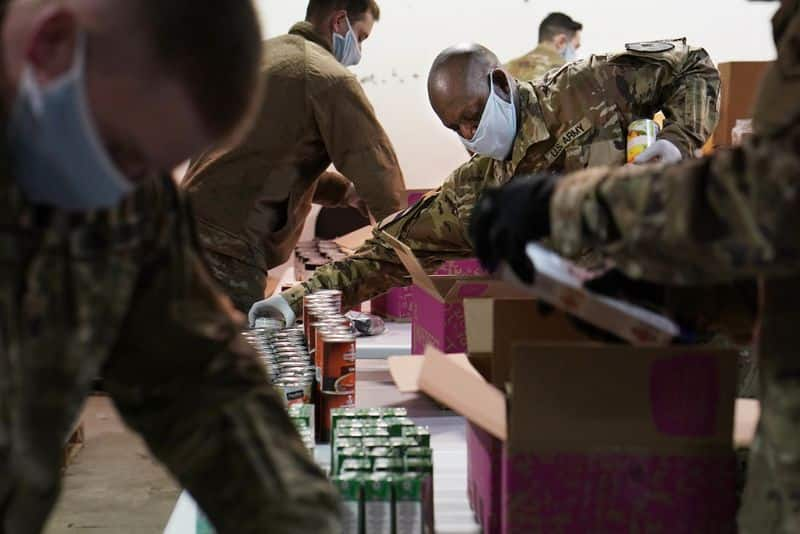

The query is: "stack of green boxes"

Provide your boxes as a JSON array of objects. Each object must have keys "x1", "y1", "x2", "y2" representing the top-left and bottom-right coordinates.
[
  {"x1": 288, "y1": 404, "x2": 315, "y2": 452},
  {"x1": 329, "y1": 408, "x2": 434, "y2": 534}
]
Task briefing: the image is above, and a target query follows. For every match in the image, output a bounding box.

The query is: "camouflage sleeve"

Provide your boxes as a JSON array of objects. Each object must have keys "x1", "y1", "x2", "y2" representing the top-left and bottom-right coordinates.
[
  {"x1": 104, "y1": 181, "x2": 341, "y2": 534},
  {"x1": 283, "y1": 157, "x2": 495, "y2": 313},
  {"x1": 550, "y1": 128, "x2": 800, "y2": 285},
  {"x1": 593, "y1": 41, "x2": 720, "y2": 157}
]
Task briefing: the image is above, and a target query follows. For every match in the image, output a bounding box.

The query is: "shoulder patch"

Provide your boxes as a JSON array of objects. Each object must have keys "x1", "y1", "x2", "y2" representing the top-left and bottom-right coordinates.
[{"x1": 625, "y1": 40, "x2": 676, "y2": 54}]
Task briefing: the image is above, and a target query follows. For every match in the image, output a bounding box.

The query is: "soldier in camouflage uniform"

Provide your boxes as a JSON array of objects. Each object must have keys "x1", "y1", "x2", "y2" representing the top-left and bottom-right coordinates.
[
  {"x1": 250, "y1": 38, "x2": 720, "y2": 325},
  {"x1": 0, "y1": 1, "x2": 340, "y2": 533},
  {"x1": 470, "y1": 1, "x2": 800, "y2": 531},
  {"x1": 504, "y1": 12, "x2": 582, "y2": 81}
]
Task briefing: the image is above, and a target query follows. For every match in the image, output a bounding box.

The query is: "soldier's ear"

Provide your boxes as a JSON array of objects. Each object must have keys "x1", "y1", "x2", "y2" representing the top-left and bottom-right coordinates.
[
  {"x1": 553, "y1": 33, "x2": 568, "y2": 51},
  {"x1": 491, "y1": 68, "x2": 513, "y2": 103}
]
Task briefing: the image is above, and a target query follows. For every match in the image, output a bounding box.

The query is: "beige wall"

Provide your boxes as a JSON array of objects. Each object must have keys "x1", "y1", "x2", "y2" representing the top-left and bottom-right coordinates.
[{"x1": 256, "y1": 0, "x2": 779, "y2": 189}]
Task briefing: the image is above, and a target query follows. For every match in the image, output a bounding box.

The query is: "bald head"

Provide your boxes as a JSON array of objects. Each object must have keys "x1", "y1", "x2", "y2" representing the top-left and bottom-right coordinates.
[{"x1": 428, "y1": 43, "x2": 514, "y2": 141}]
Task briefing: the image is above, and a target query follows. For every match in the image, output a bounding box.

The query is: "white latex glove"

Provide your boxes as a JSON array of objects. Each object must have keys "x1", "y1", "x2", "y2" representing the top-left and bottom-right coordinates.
[
  {"x1": 248, "y1": 294, "x2": 296, "y2": 328},
  {"x1": 634, "y1": 139, "x2": 682, "y2": 165}
]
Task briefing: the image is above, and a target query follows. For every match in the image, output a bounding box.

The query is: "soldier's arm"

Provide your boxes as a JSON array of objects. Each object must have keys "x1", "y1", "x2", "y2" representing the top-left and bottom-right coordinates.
[
  {"x1": 103, "y1": 179, "x2": 341, "y2": 534},
  {"x1": 312, "y1": 170, "x2": 352, "y2": 207},
  {"x1": 594, "y1": 41, "x2": 720, "y2": 157},
  {"x1": 550, "y1": 131, "x2": 800, "y2": 285},
  {"x1": 312, "y1": 77, "x2": 407, "y2": 221},
  {"x1": 283, "y1": 157, "x2": 494, "y2": 313}
]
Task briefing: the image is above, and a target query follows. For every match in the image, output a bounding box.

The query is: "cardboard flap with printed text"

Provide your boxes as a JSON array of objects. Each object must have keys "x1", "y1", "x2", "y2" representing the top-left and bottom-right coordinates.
[
  {"x1": 508, "y1": 344, "x2": 737, "y2": 455},
  {"x1": 414, "y1": 347, "x2": 508, "y2": 441},
  {"x1": 382, "y1": 231, "x2": 527, "y2": 303}
]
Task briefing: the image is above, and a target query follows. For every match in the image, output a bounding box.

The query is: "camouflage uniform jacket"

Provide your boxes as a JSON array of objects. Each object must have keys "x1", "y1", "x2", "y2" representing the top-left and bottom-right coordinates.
[
  {"x1": 0, "y1": 155, "x2": 340, "y2": 533},
  {"x1": 548, "y1": 3, "x2": 800, "y2": 531},
  {"x1": 504, "y1": 42, "x2": 566, "y2": 81},
  {"x1": 284, "y1": 39, "x2": 720, "y2": 313}
]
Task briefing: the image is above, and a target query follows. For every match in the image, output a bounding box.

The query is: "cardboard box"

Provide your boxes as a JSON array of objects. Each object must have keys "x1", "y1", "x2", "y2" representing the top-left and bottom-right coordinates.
[
  {"x1": 402, "y1": 342, "x2": 738, "y2": 533},
  {"x1": 382, "y1": 233, "x2": 525, "y2": 354},
  {"x1": 522, "y1": 244, "x2": 680, "y2": 345},
  {"x1": 715, "y1": 61, "x2": 772, "y2": 147}
]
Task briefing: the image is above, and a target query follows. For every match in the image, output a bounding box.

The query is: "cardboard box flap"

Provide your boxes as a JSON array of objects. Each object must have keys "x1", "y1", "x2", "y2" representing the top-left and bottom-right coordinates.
[
  {"x1": 334, "y1": 225, "x2": 374, "y2": 252},
  {"x1": 735, "y1": 399, "x2": 759, "y2": 449},
  {"x1": 509, "y1": 344, "x2": 737, "y2": 454},
  {"x1": 382, "y1": 232, "x2": 443, "y2": 299},
  {"x1": 388, "y1": 353, "x2": 483, "y2": 393},
  {"x1": 417, "y1": 347, "x2": 508, "y2": 441},
  {"x1": 523, "y1": 244, "x2": 680, "y2": 345}
]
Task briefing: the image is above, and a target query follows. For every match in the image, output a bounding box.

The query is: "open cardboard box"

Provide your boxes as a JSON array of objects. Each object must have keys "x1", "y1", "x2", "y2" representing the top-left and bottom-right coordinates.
[
  {"x1": 392, "y1": 337, "x2": 739, "y2": 533},
  {"x1": 382, "y1": 232, "x2": 525, "y2": 353}
]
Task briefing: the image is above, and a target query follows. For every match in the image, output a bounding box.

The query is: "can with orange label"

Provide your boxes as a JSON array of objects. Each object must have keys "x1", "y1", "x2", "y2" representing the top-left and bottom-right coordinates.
[{"x1": 321, "y1": 334, "x2": 357, "y2": 393}]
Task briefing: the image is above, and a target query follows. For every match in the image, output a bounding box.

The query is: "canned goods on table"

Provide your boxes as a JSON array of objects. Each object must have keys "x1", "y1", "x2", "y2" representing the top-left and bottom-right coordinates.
[
  {"x1": 322, "y1": 390, "x2": 356, "y2": 442},
  {"x1": 321, "y1": 333, "x2": 357, "y2": 393}
]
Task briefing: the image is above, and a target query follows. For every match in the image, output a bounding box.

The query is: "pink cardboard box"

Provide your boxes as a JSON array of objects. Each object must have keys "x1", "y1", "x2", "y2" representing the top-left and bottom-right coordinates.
[
  {"x1": 380, "y1": 232, "x2": 523, "y2": 354},
  {"x1": 415, "y1": 345, "x2": 738, "y2": 534},
  {"x1": 371, "y1": 259, "x2": 486, "y2": 321}
]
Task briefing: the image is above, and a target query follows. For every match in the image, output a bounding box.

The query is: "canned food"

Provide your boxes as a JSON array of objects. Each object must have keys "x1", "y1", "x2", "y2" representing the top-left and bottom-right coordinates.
[
  {"x1": 322, "y1": 390, "x2": 356, "y2": 442},
  {"x1": 627, "y1": 118, "x2": 660, "y2": 163},
  {"x1": 314, "y1": 289, "x2": 343, "y2": 313},
  {"x1": 275, "y1": 379, "x2": 313, "y2": 406},
  {"x1": 321, "y1": 334, "x2": 357, "y2": 393}
]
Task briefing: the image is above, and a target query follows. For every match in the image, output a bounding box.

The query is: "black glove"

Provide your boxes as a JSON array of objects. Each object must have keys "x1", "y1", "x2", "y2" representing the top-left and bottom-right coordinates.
[{"x1": 470, "y1": 173, "x2": 558, "y2": 284}]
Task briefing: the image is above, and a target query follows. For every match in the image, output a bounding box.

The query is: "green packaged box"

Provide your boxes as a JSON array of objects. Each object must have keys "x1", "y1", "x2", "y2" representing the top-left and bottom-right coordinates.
[
  {"x1": 405, "y1": 458, "x2": 434, "y2": 477},
  {"x1": 369, "y1": 447, "x2": 399, "y2": 461},
  {"x1": 340, "y1": 458, "x2": 373, "y2": 474},
  {"x1": 333, "y1": 473, "x2": 363, "y2": 534},
  {"x1": 330, "y1": 437, "x2": 364, "y2": 473},
  {"x1": 288, "y1": 404, "x2": 314, "y2": 429},
  {"x1": 405, "y1": 447, "x2": 433, "y2": 460},
  {"x1": 363, "y1": 473, "x2": 394, "y2": 534},
  {"x1": 363, "y1": 437, "x2": 391, "y2": 450},
  {"x1": 389, "y1": 437, "x2": 419, "y2": 454},
  {"x1": 363, "y1": 427, "x2": 391, "y2": 439},
  {"x1": 330, "y1": 408, "x2": 359, "y2": 432},
  {"x1": 394, "y1": 474, "x2": 424, "y2": 534},
  {"x1": 336, "y1": 447, "x2": 368, "y2": 476},
  {"x1": 373, "y1": 457, "x2": 405, "y2": 474},
  {"x1": 402, "y1": 426, "x2": 431, "y2": 448}
]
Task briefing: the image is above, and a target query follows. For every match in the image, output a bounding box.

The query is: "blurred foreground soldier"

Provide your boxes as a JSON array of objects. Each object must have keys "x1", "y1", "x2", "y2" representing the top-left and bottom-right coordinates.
[
  {"x1": 182, "y1": 0, "x2": 406, "y2": 314},
  {"x1": 470, "y1": 1, "x2": 800, "y2": 531},
  {"x1": 250, "y1": 39, "x2": 720, "y2": 325},
  {"x1": 505, "y1": 12, "x2": 583, "y2": 81},
  {"x1": 0, "y1": 1, "x2": 340, "y2": 533}
]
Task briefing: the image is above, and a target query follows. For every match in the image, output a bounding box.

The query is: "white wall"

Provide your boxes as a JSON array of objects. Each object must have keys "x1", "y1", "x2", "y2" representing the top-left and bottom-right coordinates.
[{"x1": 255, "y1": 0, "x2": 779, "y2": 189}]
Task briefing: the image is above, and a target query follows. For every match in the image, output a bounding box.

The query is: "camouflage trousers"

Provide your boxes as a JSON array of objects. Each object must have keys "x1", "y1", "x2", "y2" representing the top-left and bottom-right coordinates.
[
  {"x1": 739, "y1": 278, "x2": 800, "y2": 533},
  {"x1": 203, "y1": 251, "x2": 268, "y2": 314}
]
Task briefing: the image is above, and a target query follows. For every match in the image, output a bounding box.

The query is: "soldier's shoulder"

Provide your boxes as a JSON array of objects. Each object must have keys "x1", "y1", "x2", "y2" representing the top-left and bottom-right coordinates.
[{"x1": 596, "y1": 38, "x2": 690, "y2": 68}]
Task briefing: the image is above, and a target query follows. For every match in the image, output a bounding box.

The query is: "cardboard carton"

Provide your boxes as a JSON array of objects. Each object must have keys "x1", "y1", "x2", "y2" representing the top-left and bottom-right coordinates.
[
  {"x1": 715, "y1": 61, "x2": 772, "y2": 147},
  {"x1": 382, "y1": 233, "x2": 525, "y2": 353},
  {"x1": 522, "y1": 244, "x2": 681, "y2": 345},
  {"x1": 399, "y1": 343, "x2": 738, "y2": 533}
]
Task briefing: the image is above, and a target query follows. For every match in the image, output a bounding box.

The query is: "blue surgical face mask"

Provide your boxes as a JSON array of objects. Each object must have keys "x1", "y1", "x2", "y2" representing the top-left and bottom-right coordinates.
[
  {"x1": 561, "y1": 42, "x2": 578, "y2": 62},
  {"x1": 8, "y1": 33, "x2": 133, "y2": 211},
  {"x1": 459, "y1": 71, "x2": 518, "y2": 161},
  {"x1": 333, "y1": 17, "x2": 362, "y2": 67}
]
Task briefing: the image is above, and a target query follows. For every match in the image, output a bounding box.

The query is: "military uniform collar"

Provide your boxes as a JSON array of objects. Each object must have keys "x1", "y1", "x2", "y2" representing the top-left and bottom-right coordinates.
[
  {"x1": 532, "y1": 42, "x2": 565, "y2": 65},
  {"x1": 508, "y1": 81, "x2": 551, "y2": 171},
  {"x1": 289, "y1": 21, "x2": 334, "y2": 54}
]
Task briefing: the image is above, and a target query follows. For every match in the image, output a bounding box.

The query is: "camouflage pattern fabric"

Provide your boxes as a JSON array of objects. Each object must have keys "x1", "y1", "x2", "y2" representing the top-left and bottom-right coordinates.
[
  {"x1": 0, "y1": 161, "x2": 341, "y2": 533},
  {"x1": 283, "y1": 38, "x2": 720, "y2": 314},
  {"x1": 203, "y1": 249, "x2": 268, "y2": 314},
  {"x1": 548, "y1": 2, "x2": 800, "y2": 531},
  {"x1": 504, "y1": 42, "x2": 566, "y2": 81}
]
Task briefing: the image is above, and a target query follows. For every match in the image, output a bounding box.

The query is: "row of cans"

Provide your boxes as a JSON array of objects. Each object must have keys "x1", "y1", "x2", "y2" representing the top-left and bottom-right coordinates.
[
  {"x1": 288, "y1": 404, "x2": 315, "y2": 452},
  {"x1": 303, "y1": 290, "x2": 359, "y2": 441},
  {"x1": 295, "y1": 240, "x2": 348, "y2": 282},
  {"x1": 242, "y1": 325, "x2": 315, "y2": 406},
  {"x1": 334, "y1": 472, "x2": 433, "y2": 534}
]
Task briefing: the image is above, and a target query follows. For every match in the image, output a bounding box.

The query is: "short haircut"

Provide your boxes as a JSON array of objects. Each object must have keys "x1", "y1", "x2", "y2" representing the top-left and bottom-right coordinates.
[
  {"x1": 538, "y1": 12, "x2": 583, "y2": 43},
  {"x1": 140, "y1": 0, "x2": 263, "y2": 140},
  {"x1": 306, "y1": 0, "x2": 381, "y2": 23}
]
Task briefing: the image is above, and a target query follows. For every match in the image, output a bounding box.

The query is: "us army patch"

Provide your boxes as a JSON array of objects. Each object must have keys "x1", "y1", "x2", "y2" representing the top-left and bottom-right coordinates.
[
  {"x1": 626, "y1": 40, "x2": 676, "y2": 53},
  {"x1": 544, "y1": 118, "x2": 593, "y2": 166}
]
